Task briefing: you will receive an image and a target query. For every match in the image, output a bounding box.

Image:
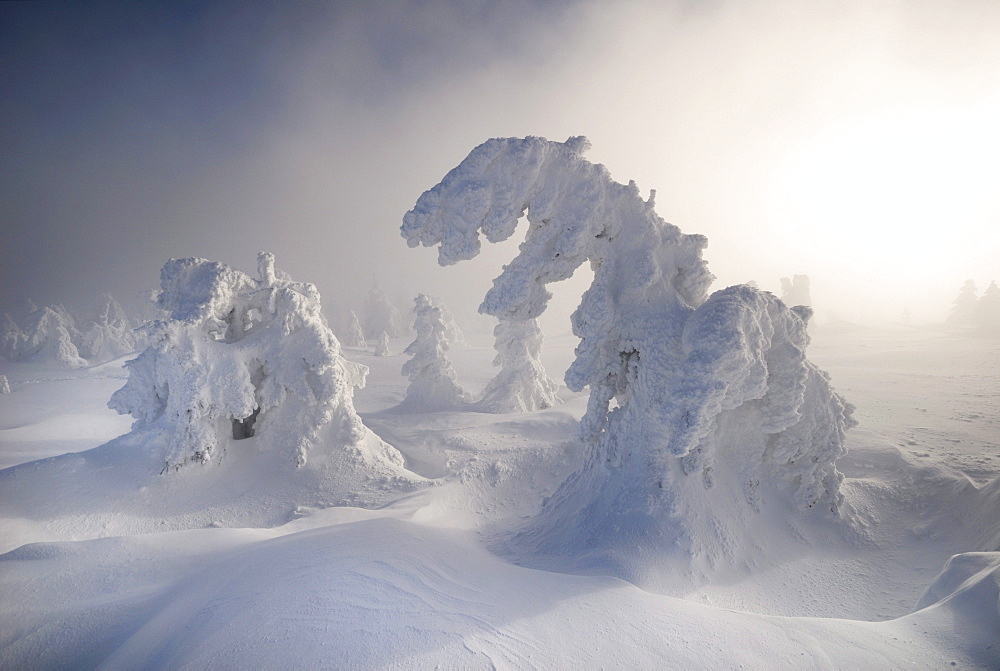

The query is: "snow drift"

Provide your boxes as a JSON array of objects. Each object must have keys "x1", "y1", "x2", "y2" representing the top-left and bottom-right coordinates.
[{"x1": 403, "y1": 136, "x2": 856, "y2": 574}]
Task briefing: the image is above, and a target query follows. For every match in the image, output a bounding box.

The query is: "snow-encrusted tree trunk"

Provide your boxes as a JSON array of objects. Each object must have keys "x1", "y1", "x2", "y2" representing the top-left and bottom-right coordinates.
[
  {"x1": 397, "y1": 294, "x2": 467, "y2": 412},
  {"x1": 403, "y1": 136, "x2": 856, "y2": 571},
  {"x1": 109, "y1": 252, "x2": 404, "y2": 472},
  {"x1": 374, "y1": 331, "x2": 390, "y2": 357},
  {"x1": 479, "y1": 318, "x2": 559, "y2": 413}
]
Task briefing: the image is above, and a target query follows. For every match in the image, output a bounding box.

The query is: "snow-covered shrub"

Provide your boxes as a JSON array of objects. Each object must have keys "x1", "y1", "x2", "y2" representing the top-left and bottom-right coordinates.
[
  {"x1": 398, "y1": 294, "x2": 467, "y2": 412},
  {"x1": 403, "y1": 136, "x2": 855, "y2": 568},
  {"x1": 947, "y1": 280, "x2": 978, "y2": 326},
  {"x1": 780, "y1": 274, "x2": 811, "y2": 307},
  {"x1": 0, "y1": 375, "x2": 9, "y2": 394},
  {"x1": 363, "y1": 281, "x2": 406, "y2": 339},
  {"x1": 77, "y1": 294, "x2": 139, "y2": 361},
  {"x1": 479, "y1": 318, "x2": 559, "y2": 413},
  {"x1": 343, "y1": 310, "x2": 367, "y2": 348},
  {"x1": 109, "y1": 252, "x2": 403, "y2": 472},
  {"x1": 374, "y1": 331, "x2": 390, "y2": 357}
]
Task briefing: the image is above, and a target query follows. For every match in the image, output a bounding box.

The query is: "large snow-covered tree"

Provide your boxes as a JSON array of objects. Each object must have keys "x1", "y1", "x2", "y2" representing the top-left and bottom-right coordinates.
[
  {"x1": 478, "y1": 318, "x2": 559, "y2": 413},
  {"x1": 109, "y1": 252, "x2": 404, "y2": 472},
  {"x1": 398, "y1": 294, "x2": 468, "y2": 412},
  {"x1": 403, "y1": 136, "x2": 855, "y2": 569}
]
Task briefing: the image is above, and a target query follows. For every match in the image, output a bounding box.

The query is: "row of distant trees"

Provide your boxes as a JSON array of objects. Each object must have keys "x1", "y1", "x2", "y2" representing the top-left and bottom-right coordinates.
[{"x1": 947, "y1": 280, "x2": 1000, "y2": 333}]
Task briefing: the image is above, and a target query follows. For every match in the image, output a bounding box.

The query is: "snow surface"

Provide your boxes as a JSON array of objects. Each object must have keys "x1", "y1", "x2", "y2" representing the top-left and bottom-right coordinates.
[{"x1": 0, "y1": 326, "x2": 999, "y2": 667}]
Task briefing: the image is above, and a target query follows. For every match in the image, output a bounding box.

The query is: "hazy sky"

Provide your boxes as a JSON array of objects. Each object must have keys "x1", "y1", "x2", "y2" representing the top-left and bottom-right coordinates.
[{"x1": 3, "y1": 0, "x2": 998, "y2": 328}]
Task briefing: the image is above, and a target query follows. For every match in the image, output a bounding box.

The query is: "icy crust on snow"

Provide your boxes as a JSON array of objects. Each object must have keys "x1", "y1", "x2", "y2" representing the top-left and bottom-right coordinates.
[
  {"x1": 109, "y1": 252, "x2": 403, "y2": 471},
  {"x1": 397, "y1": 294, "x2": 468, "y2": 412},
  {"x1": 479, "y1": 318, "x2": 559, "y2": 413},
  {"x1": 404, "y1": 136, "x2": 855, "y2": 571}
]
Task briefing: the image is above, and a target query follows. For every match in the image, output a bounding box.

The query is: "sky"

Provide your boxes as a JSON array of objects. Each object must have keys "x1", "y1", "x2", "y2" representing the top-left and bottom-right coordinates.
[{"x1": 2, "y1": 0, "x2": 999, "y2": 330}]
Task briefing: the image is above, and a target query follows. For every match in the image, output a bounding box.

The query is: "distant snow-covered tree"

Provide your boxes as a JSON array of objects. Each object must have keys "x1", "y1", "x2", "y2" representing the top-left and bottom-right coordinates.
[
  {"x1": 109, "y1": 252, "x2": 404, "y2": 472},
  {"x1": 0, "y1": 314, "x2": 24, "y2": 362},
  {"x1": 976, "y1": 281, "x2": 1000, "y2": 334},
  {"x1": 0, "y1": 375, "x2": 9, "y2": 394},
  {"x1": 374, "y1": 331, "x2": 390, "y2": 357},
  {"x1": 363, "y1": 280, "x2": 406, "y2": 339},
  {"x1": 403, "y1": 136, "x2": 855, "y2": 569},
  {"x1": 398, "y1": 294, "x2": 468, "y2": 412},
  {"x1": 343, "y1": 310, "x2": 367, "y2": 348},
  {"x1": 77, "y1": 294, "x2": 139, "y2": 362},
  {"x1": 947, "y1": 280, "x2": 978, "y2": 326},
  {"x1": 780, "y1": 274, "x2": 811, "y2": 307},
  {"x1": 11, "y1": 305, "x2": 87, "y2": 368},
  {"x1": 479, "y1": 318, "x2": 559, "y2": 413},
  {"x1": 434, "y1": 298, "x2": 467, "y2": 348}
]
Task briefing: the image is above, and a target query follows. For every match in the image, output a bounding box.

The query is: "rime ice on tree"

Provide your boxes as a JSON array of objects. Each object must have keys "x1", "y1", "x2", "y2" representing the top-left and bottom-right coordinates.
[
  {"x1": 78, "y1": 294, "x2": 139, "y2": 362},
  {"x1": 109, "y1": 252, "x2": 404, "y2": 472},
  {"x1": 403, "y1": 136, "x2": 856, "y2": 569},
  {"x1": 948, "y1": 280, "x2": 978, "y2": 326},
  {"x1": 398, "y1": 294, "x2": 468, "y2": 412},
  {"x1": 479, "y1": 318, "x2": 559, "y2": 413},
  {"x1": 363, "y1": 280, "x2": 406, "y2": 339},
  {"x1": 374, "y1": 331, "x2": 390, "y2": 357},
  {"x1": 0, "y1": 305, "x2": 86, "y2": 368},
  {"x1": 343, "y1": 310, "x2": 368, "y2": 348},
  {"x1": 780, "y1": 274, "x2": 811, "y2": 307}
]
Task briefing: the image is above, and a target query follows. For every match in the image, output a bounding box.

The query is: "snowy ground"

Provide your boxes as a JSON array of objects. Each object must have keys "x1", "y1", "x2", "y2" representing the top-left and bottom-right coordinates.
[{"x1": 1, "y1": 326, "x2": 998, "y2": 668}]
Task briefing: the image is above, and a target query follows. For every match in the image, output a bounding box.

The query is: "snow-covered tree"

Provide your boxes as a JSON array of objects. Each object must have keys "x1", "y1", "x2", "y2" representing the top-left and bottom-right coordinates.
[
  {"x1": 435, "y1": 298, "x2": 467, "y2": 347},
  {"x1": 0, "y1": 314, "x2": 24, "y2": 362},
  {"x1": 403, "y1": 136, "x2": 855, "y2": 568},
  {"x1": 398, "y1": 294, "x2": 467, "y2": 412},
  {"x1": 109, "y1": 252, "x2": 404, "y2": 472},
  {"x1": 947, "y1": 280, "x2": 978, "y2": 326},
  {"x1": 976, "y1": 281, "x2": 1000, "y2": 334},
  {"x1": 362, "y1": 280, "x2": 406, "y2": 339},
  {"x1": 77, "y1": 294, "x2": 139, "y2": 362},
  {"x1": 478, "y1": 318, "x2": 559, "y2": 413},
  {"x1": 374, "y1": 331, "x2": 390, "y2": 357},
  {"x1": 343, "y1": 310, "x2": 367, "y2": 348},
  {"x1": 9, "y1": 305, "x2": 87, "y2": 368},
  {"x1": 0, "y1": 375, "x2": 9, "y2": 394},
  {"x1": 780, "y1": 274, "x2": 811, "y2": 307}
]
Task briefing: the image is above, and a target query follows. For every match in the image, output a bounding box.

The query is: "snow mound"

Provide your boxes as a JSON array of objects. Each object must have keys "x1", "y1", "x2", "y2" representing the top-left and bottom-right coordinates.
[{"x1": 403, "y1": 136, "x2": 855, "y2": 577}]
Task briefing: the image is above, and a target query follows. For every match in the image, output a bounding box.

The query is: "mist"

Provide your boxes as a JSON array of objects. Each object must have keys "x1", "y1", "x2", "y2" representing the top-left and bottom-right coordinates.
[{"x1": 3, "y1": 0, "x2": 998, "y2": 329}]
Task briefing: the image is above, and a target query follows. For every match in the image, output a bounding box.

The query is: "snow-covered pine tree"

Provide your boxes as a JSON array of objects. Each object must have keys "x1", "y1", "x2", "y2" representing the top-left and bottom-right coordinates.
[
  {"x1": 78, "y1": 294, "x2": 139, "y2": 362},
  {"x1": 947, "y1": 280, "x2": 978, "y2": 326},
  {"x1": 397, "y1": 294, "x2": 467, "y2": 412},
  {"x1": 976, "y1": 280, "x2": 1000, "y2": 334},
  {"x1": 479, "y1": 317, "x2": 559, "y2": 413},
  {"x1": 374, "y1": 331, "x2": 390, "y2": 357},
  {"x1": 109, "y1": 252, "x2": 404, "y2": 472},
  {"x1": 403, "y1": 136, "x2": 856, "y2": 570},
  {"x1": 362, "y1": 280, "x2": 405, "y2": 339},
  {"x1": 343, "y1": 310, "x2": 367, "y2": 348}
]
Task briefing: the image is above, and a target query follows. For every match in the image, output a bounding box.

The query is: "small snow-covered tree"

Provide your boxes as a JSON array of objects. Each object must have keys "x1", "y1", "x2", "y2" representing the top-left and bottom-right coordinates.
[
  {"x1": 403, "y1": 136, "x2": 855, "y2": 569},
  {"x1": 0, "y1": 375, "x2": 9, "y2": 394},
  {"x1": 0, "y1": 314, "x2": 24, "y2": 362},
  {"x1": 343, "y1": 310, "x2": 367, "y2": 348},
  {"x1": 947, "y1": 280, "x2": 978, "y2": 326},
  {"x1": 435, "y1": 298, "x2": 467, "y2": 347},
  {"x1": 780, "y1": 274, "x2": 811, "y2": 307},
  {"x1": 479, "y1": 318, "x2": 559, "y2": 413},
  {"x1": 976, "y1": 281, "x2": 1000, "y2": 334},
  {"x1": 78, "y1": 294, "x2": 139, "y2": 362},
  {"x1": 362, "y1": 280, "x2": 406, "y2": 339},
  {"x1": 109, "y1": 252, "x2": 404, "y2": 472},
  {"x1": 398, "y1": 294, "x2": 468, "y2": 412},
  {"x1": 374, "y1": 331, "x2": 390, "y2": 357}
]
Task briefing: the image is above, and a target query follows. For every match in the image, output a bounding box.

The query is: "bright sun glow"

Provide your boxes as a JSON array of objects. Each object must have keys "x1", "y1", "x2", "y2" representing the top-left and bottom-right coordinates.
[{"x1": 769, "y1": 102, "x2": 1000, "y2": 281}]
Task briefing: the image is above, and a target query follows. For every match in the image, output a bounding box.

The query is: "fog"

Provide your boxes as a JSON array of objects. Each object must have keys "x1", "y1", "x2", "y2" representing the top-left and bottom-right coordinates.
[{"x1": 3, "y1": 0, "x2": 998, "y2": 331}]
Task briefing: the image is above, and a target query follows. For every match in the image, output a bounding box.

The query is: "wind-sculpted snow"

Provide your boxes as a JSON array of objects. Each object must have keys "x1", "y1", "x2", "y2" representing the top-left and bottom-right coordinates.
[
  {"x1": 403, "y1": 136, "x2": 855, "y2": 572},
  {"x1": 479, "y1": 318, "x2": 559, "y2": 413},
  {"x1": 109, "y1": 252, "x2": 403, "y2": 472}
]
